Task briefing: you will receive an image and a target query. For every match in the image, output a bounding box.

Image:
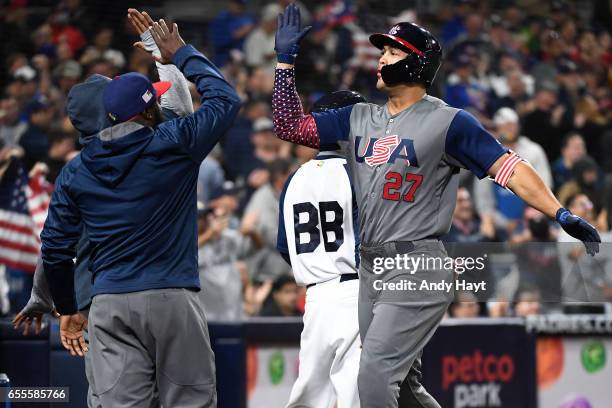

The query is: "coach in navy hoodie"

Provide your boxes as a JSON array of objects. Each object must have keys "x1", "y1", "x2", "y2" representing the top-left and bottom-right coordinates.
[{"x1": 41, "y1": 23, "x2": 240, "y2": 407}]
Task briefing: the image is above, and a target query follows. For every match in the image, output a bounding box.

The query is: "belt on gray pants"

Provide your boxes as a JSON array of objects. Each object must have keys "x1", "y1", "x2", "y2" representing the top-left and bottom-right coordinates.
[
  {"x1": 306, "y1": 273, "x2": 359, "y2": 289},
  {"x1": 360, "y1": 238, "x2": 439, "y2": 257}
]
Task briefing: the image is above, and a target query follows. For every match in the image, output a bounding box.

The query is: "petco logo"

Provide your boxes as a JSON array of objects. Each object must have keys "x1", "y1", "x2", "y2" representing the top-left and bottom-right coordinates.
[{"x1": 442, "y1": 350, "x2": 515, "y2": 408}]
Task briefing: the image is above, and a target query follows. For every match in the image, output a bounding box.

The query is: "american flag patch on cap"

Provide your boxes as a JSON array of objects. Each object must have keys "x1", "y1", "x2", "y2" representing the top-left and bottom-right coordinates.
[{"x1": 142, "y1": 90, "x2": 153, "y2": 103}]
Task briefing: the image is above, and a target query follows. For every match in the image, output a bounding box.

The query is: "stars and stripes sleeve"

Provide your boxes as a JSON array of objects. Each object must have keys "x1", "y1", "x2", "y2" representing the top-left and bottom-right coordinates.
[
  {"x1": 273, "y1": 68, "x2": 320, "y2": 148},
  {"x1": 273, "y1": 68, "x2": 353, "y2": 148}
]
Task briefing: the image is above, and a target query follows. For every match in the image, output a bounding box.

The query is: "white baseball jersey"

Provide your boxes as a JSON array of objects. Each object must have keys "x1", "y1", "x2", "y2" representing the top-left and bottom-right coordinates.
[{"x1": 277, "y1": 152, "x2": 359, "y2": 286}]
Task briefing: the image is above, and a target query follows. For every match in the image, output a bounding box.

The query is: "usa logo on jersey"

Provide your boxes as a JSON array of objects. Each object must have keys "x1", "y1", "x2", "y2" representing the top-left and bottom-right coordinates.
[{"x1": 355, "y1": 135, "x2": 420, "y2": 167}]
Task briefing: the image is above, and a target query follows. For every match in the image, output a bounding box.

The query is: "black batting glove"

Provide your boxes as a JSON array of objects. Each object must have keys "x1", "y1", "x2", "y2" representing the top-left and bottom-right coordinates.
[
  {"x1": 556, "y1": 208, "x2": 601, "y2": 256},
  {"x1": 275, "y1": 3, "x2": 312, "y2": 64}
]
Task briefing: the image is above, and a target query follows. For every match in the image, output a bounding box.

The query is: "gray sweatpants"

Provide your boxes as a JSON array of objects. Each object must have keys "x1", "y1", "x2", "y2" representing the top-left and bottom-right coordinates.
[
  {"x1": 88, "y1": 288, "x2": 217, "y2": 408},
  {"x1": 358, "y1": 240, "x2": 453, "y2": 408}
]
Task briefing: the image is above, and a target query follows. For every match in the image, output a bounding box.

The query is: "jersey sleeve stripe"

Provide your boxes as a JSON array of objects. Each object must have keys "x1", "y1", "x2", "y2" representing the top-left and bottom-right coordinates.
[{"x1": 494, "y1": 152, "x2": 523, "y2": 188}]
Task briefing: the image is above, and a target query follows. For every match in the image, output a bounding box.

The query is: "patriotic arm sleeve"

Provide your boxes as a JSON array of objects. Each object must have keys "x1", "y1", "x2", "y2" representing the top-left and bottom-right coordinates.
[
  {"x1": 273, "y1": 68, "x2": 320, "y2": 148},
  {"x1": 273, "y1": 68, "x2": 353, "y2": 148},
  {"x1": 445, "y1": 110, "x2": 509, "y2": 179}
]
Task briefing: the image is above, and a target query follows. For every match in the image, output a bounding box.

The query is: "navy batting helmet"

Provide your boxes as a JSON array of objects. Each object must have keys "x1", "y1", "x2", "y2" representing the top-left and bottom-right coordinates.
[
  {"x1": 311, "y1": 90, "x2": 367, "y2": 114},
  {"x1": 369, "y1": 22, "x2": 442, "y2": 87},
  {"x1": 311, "y1": 90, "x2": 366, "y2": 151}
]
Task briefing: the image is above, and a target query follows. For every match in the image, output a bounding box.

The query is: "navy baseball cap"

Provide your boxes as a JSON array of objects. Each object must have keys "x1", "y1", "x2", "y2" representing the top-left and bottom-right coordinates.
[
  {"x1": 25, "y1": 94, "x2": 51, "y2": 115},
  {"x1": 102, "y1": 72, "x2": 171, "y2": 123}
]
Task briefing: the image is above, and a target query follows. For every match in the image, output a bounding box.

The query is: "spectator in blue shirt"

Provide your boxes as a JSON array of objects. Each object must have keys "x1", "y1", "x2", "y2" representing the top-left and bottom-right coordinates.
[
  {"x1": 441, "y1": 0, "x2": 475, "y2": 45},
  {"x1": 443, "y1": 187, "x2": 497, "y2": 243},
  {"x1": 551, "y1": 132, "x2": 586, "y2": 192},
  {"x1": 19, "y1": 95, "x2": 53, "y2": 171},
  {"x1": 209, "y1": 0, "x2": 255, "y2": 67},
  {"x1": 445, "y1": 54, "x2": 487, "y2": 113}
]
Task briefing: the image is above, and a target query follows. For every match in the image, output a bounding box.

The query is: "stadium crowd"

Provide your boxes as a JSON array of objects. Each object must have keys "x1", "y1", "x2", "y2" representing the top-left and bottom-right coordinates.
[{"x1": 1, "y1": 0, "x2": 611, "y2": 321}]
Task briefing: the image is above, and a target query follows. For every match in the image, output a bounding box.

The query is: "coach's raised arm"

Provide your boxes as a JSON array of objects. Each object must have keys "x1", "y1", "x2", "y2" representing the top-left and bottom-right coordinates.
[{"x1": 150, "y1": 20, "x2": 242, "y2": 162}]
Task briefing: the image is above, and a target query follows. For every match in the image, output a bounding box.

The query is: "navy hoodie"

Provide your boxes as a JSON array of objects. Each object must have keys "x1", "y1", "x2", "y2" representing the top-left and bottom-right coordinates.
[
  {"x1": 65, "y1": 73, "x2": 112, "y2": 310},
  {"x1": 41, "y1": 45, "x2": 241, "y2": 314}
]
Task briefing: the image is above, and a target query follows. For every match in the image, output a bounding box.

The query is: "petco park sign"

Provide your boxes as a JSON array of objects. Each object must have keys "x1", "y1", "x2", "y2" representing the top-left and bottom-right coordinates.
[
  {"x1": 420, "y1": 321, "x2": 536, "y2": 408},
  {"x1": 442, "y1": 350, "x2": 515, "y2": 408}
]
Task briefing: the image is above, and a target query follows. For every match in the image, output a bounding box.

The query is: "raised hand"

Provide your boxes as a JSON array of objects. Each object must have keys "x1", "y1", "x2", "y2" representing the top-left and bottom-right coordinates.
[
  {"x1": 150, "y1": 19, "x2": 186, "y2": 64},
  {"x1": 128, "y1": 8, "x2": 154, "y2": 35},
  {"x1": 556, "y1": 208, "x2": 601, "y2": 256},
  {"x1": 128, "y1": 8, "x2": 156, "y2": 52},
  {"x1": 275, "y1": 3, "x2": 312, "y2": 64}
]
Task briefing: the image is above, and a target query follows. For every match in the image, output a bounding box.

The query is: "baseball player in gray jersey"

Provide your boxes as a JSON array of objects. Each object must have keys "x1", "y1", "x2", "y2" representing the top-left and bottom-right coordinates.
[{"x1": 271, "y1": 4, "x2": 601, "y2": 407}]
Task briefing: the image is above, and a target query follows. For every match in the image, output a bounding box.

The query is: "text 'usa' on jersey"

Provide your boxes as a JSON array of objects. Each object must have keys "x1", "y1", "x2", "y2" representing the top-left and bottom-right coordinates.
[
  {"x1": 312, "y1": 96, "x2": 508, "y2": 244},
  {"x1": 277, "y1": 155, "x2": 360, "y2": 287}
]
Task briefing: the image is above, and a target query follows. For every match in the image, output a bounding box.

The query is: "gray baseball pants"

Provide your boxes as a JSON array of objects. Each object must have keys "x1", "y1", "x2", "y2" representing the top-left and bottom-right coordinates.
[
  {"x1": 358, "y1": 240, "x2": 453, "y2": 408},
  {"x1": 87, "y1": 288, "x2": 217, "y2": 408},
  {"x1": 82, "y1": 314, "x2": 103, "y2": 408}
]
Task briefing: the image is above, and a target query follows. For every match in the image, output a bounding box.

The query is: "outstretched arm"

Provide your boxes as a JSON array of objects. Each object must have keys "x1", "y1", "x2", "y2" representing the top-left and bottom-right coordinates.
[
  {"x1": 151, "y1": 20, "x2": 241, "y2": 163},
  {"x1": 444, "y1": 109, "x2": 600, "y2": 255},
  {"x1": 488, "y1": 157, "x2": 600, "y2": 254},
  {"x1": 272, "y1": 4, "x2": 318, "y2": 148},
  {"x1": 488, "y1": 159, "x2": 559, "y2": 218}
]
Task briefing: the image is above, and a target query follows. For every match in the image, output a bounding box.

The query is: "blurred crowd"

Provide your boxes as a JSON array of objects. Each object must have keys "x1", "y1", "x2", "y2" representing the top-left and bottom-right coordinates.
[{"x1": 1, "y1": 0, "x2": 611, "y2": 320}]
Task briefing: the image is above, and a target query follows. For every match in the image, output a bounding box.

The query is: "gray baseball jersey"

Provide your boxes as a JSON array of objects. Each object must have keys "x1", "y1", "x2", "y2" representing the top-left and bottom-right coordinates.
[
  {"x1": 311, "y1": 96, "x2": 508, "y2": 244},
  {"x1": 272, "y1": 69, "x2": 508, "y2": 245}
]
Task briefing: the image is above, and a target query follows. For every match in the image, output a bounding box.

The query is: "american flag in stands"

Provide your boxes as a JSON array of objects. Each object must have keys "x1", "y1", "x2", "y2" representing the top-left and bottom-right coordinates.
[
  {"x1": 0, "y1": 160, "x2": 52, "y2": 273},
  {"x1": 26, "y1": 165, "x2": 53, "y2": 236}
]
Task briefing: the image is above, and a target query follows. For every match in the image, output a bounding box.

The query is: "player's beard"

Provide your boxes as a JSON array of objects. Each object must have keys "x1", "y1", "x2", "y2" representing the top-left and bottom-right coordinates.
[{"x1": 151, "y1": 103, "x2": 163, "y2": 126}]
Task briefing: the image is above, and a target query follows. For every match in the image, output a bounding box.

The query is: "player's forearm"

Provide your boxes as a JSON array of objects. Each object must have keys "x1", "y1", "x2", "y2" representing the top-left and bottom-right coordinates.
[
  {"x1": 272, "y1": 66, "x2": 320, "y2": 148},
  {"x1": 141, "y1": 30, "x2": 194, "y2": 116},
  {"x1": 157, "y1": 62, "x2": 194, "y2": 116},
  {"x1": 40, "y1": 241, "x2": 77, "y2": 315},
  {"x1": 173, "y1": 45, "x2": 241, "y2": 154},
  {"x1": 506, "y1": 162, "x2": 562, "y2": 219},
  {"x1": 39, "y1": 173, "x2": 81, "y2": 315}
]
